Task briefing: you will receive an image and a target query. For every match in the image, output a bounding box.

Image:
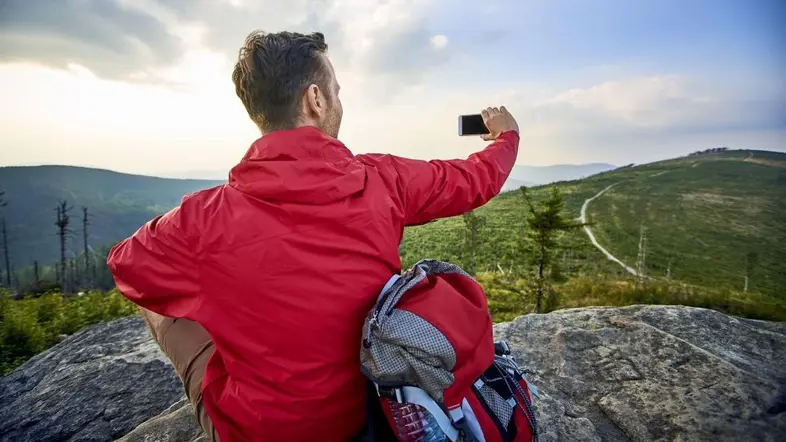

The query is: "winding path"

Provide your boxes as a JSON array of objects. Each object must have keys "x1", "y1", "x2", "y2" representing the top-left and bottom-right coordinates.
[{"x1": 579, "y1": 183, "x2": 639, "y2": 276}]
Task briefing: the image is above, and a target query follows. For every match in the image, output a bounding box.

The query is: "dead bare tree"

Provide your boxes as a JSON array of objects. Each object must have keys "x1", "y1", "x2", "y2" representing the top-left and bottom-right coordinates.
[
  {"x1": 0, "y1": 191, "x2": 10, "y2": 288},
  {"x1": 1, "y1": 218, "x2": 9, "y2": 288},
  {"x1": 70, "y1": 260, "x2": 77, "y2": 293},
  {"x1": 55, "y1": 201, "x2": 73, "y2": 293},
  {"x1": 635, "y1": 224, "x2": 647, "y2": 284},
  {"x1": 744, "y1": 251, "x2": 759, "y2": 293},
  {"x1": 82, "y1": 206, "x2": 92, "y2": 290},
  {"x1": 666, "y1": 259, "x2": 672, "y2": 280}
]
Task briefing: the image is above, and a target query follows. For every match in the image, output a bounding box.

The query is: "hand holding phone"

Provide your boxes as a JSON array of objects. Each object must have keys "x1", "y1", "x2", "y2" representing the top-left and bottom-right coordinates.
[{"x1": 458, "y1": 106, "x2": 519, "y2": 141}]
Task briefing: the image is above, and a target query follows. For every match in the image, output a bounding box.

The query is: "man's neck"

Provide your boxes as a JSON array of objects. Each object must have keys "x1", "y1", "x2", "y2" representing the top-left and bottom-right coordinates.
[{"x1": 260, "y1": 122, "x2": 320, "y2": 137}]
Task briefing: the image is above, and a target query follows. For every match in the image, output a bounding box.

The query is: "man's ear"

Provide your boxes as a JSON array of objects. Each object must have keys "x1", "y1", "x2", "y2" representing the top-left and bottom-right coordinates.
[{"x1": 303, "y1": 84, "x2": 324, "y2": 118}]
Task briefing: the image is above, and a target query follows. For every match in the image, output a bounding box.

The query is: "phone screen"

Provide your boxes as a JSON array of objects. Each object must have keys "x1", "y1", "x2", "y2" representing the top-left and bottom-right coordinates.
[{"x1": 459, "y1": 114, "x2": 489, "y2": 136}]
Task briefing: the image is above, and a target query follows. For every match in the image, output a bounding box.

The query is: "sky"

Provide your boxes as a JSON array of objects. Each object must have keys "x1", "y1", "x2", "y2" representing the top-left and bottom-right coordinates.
[{"x1": 0, "y1": 0, "x2": 784, "y2": 178}]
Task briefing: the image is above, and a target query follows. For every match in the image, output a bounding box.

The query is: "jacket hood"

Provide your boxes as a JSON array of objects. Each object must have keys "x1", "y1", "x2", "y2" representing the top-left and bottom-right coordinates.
[{"x1": 229, "y1": 126, "x2": 366, "y2": 204}]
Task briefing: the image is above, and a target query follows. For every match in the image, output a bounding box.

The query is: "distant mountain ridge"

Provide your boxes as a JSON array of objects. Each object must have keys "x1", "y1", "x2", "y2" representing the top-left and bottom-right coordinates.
[
  {"x1": 503, "y1": 162, "x2": 617, "y2": 190},
  {"x1": 0, "y1": 165, "x2": 222, "y2": 269},
  {"x1": 156, "y1": 169, "x2": 232, "y2": 181},
  {"x1": 161, "y1": 162, "x2": 618, "y2": 189},
  {"x1": 0, "y1": 161, "x2": 614, "y2": 271}
]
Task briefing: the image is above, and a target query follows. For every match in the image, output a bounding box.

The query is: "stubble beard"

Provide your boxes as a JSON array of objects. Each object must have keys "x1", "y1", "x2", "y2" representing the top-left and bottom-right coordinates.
[{"x1": 321, "y1": 107, "x2": 341, "y2": 139}]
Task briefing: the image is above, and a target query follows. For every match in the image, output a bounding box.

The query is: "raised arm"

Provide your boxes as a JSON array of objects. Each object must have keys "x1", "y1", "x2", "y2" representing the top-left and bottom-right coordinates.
[{"x1": 362, "y1": 106, "x2": 520, "y2": 226}]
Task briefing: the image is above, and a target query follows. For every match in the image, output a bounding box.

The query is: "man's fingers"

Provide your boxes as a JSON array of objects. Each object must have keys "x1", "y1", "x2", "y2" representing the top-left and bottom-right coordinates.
[
  {"x1": 483, "y1": 106, "x2": 508, "y2": 116},
  {"x1": 481, "y1": 107, "x2": 500, "y2": 140},
  {"x1": 480, "y1": 104, "x2": 517, "y2": 139}
]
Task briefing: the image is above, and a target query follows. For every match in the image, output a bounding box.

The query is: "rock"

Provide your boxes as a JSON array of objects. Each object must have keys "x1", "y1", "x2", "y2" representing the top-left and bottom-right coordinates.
[
  {"x1": 115, "y1": 400, "x2": 204, "y2": 442},
  {"x1": 2, "y1": 305, "x2": 785, "y2": 441},
  {"x1": 494, "y1": 305, "x2": 786, "y2": 442},
  {"x1": 0, "y1": 316, "x2": 187, "y2": 442}
]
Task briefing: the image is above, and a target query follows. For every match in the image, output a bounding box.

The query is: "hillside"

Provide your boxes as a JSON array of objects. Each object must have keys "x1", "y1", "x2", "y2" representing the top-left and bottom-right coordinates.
[
  {"x1": 1, "y1": 151, "x2": 784, "y2": 300},
  {"x1": 0, "y1": 166, "x2": 222, "y2": 268},
  {"x1": 504, "y1": 162, "x2": 616, "y2": 190},
  {"x1": 0, "y1": 162, "x2": 614, "y2": 274},
  {"x1": 161, "y1": 163, "x2": 616, "y2": 191},
  {"x1": 400, "y1": 149, "x2": 786, "y2": 298}
]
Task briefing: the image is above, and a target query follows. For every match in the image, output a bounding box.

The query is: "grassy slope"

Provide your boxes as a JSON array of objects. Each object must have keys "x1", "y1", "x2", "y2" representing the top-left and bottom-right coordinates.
[
  {"x1": 588, "y1": 153, "x2": 786, "y2": 296},
  {"x1": 0, "y1": 166, "x2": 222, "y2": 268},
  {"x1": 3, "y1": 151, "x2": 784, "y2": 297},
  {"x1": 401, "y1": 150, "x2": 786, "y2": 298}
]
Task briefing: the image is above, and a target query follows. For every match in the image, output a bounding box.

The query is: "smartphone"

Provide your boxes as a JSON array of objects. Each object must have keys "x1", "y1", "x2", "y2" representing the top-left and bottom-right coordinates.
[{"x1": 458, "y1": 114, "x2": 489, "y2": 136}]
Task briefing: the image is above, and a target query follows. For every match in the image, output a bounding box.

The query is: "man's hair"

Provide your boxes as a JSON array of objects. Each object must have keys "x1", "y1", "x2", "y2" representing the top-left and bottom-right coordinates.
[{"x1": 232, "y1": 31, "x2": 330, "y2": 132}]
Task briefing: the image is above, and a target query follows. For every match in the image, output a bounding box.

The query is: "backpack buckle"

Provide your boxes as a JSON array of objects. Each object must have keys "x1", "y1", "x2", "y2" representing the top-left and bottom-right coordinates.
[
  {"x1": 376, "y1": 385, "x2": 404, "y2": 403},
  {"x1": 494, "y1": 341, "x2": 511, "y2": 356}
]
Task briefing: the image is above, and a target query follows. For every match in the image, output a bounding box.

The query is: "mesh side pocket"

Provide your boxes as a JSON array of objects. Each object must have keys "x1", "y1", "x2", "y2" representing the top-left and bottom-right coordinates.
[{"x1": 478, "y1": 383, "x2": 515, "y2": 430}]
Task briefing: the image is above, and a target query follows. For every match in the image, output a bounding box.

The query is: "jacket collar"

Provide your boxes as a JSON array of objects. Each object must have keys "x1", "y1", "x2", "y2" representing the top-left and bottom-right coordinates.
[{"x1": 228, "y1": 126, "x2": 366, "y2": 205}]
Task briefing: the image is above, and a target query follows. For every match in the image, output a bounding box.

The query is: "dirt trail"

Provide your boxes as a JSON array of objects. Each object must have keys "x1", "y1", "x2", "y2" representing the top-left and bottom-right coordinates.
[
  {"x1": 579, "y1": 184, "x2": 639, "y2": 276},
  {"x1": 744, "y1": 152, "x2": 786, "y2": 168}
]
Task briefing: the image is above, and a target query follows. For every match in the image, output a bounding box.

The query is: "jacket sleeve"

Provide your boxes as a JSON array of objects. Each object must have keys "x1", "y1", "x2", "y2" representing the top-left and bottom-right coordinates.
[
  {"x1": 106, "y1": 205, "x2": 201, "y2": 319},
  {"x1": 362, "y1": 130, "x2": 519, "y2": 226}
]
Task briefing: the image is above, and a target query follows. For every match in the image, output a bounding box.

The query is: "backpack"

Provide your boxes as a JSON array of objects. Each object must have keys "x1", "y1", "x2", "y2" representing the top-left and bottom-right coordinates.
[{"x1": 359, "y1": 260, "x2": 539, "y2": 442}]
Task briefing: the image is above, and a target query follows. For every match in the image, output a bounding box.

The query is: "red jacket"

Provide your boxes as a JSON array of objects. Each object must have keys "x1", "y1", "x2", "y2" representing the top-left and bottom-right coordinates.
[{"x1": 107, "y1": 126, "x2": 519, "y2": 441}]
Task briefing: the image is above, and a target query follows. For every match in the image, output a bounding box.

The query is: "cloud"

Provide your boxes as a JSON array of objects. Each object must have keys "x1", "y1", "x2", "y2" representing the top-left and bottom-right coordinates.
[
  {"x1": 531, "y1": 75, "x2": 786, "y2": 134},
  {"x1": 1, "y1": 0, "x2": 783, "y2": 172},
  {"x1": 430, "y1": 35, "x2": 449, "y2": 50},
  {"x1": 0, "y1": 0, "x2": 185, "y2": 82},
  {"x1": 348, "y1": 72, "x2": 786, "y2": 165},
  {"x1": 0, "y1": 0, "x2": 452, "y2": 95},
  {"x1": 507, "y1": 74, "x2": 786, "y2": 163},
  {"x1": 320, "y1": 0, "x2": 450, "y2": 99}
]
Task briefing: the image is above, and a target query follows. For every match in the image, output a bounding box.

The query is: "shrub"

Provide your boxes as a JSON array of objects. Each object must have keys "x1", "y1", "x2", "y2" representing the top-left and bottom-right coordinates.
[
  {"x1": 478, "y1": 274, "x2": 786, "y2": 323},
  {"x1": 0, "y1": 290, "x2": 138, "y2": 375}
]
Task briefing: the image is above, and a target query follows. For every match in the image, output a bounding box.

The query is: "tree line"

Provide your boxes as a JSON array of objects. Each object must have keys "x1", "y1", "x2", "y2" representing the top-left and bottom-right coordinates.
[
  {"x1": 688, "y1": 147, "x2": 729, "y2": 156},
  {"x1": 0, "y1": 191, "x2": 117, "y2": 297}
]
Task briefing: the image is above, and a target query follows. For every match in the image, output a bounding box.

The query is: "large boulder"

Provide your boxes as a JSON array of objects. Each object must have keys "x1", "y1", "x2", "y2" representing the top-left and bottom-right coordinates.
[
  {"x1": 494, "y1": 305, "x2": 786, "y2": 441},
  {"x1": 0, "y1": 316, "x2": 186, "y2": 442},
  {"x1": 113, "y1": 399, "x2": 204, "y2": 442},
  {"x1": 2, "y1": 305, "x2": 785, "y2": 441}
]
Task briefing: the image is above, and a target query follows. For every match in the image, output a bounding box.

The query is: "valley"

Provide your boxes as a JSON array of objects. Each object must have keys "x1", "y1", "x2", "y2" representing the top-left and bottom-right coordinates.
[{"x1": 1, "y1": 150, "x2": 784, "y2": 300}]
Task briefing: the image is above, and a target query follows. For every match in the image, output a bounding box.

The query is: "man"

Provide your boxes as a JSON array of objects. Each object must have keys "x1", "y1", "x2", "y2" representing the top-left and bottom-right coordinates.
[{"x1": 108, "y1": 30, "x2": 520, "y2": 442}]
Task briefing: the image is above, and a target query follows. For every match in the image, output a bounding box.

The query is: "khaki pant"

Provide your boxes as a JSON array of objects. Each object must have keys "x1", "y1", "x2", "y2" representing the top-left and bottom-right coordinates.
[{"x1": 140, "y1": 308, "x2": 220, "y2": 441}]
